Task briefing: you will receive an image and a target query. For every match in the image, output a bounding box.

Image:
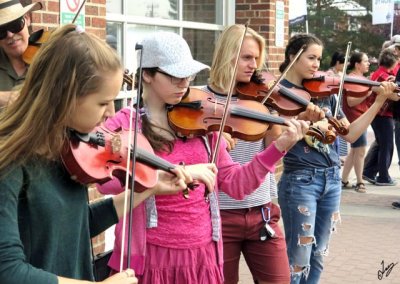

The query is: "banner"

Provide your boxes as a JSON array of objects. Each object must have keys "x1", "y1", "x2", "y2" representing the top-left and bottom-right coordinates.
[
  {"x1": 289, "y1": 0, "x2": 307, "y2": 25},
  {"x1": 372, "y1": 0, "x2": 394, "y2": 25}
]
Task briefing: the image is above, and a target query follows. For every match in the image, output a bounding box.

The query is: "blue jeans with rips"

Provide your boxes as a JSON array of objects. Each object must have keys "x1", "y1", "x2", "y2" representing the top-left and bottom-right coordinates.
[{"x1": 278, "y1": 166, "x2": 341, "y2": 284}]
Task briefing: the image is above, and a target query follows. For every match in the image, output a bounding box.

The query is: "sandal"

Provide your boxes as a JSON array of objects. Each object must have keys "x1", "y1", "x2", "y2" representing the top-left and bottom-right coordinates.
[
  {"x1": 354, "y1": 182, "x2": 366, "y2": 193},
  {"x1": 341, "y1": 180, "x2": 352, "y2": 189}
]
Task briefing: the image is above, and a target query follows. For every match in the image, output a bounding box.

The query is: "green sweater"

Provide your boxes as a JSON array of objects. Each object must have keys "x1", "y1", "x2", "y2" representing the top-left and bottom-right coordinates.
[{"x1": 0, "y1": 159, "x2": 119, "y2": 284}]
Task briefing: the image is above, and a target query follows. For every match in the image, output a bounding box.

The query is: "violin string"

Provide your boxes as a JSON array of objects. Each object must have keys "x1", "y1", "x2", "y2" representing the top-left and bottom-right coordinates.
[
  {"x1": 211, "y1": 22, "x2": 249, "y2": 163},
  {"x1": 333, "y1": 41, "x2": 352, "y2": 118},
  {"x1": 261, "y1": 45, "x2": 305, "y2": 105}
]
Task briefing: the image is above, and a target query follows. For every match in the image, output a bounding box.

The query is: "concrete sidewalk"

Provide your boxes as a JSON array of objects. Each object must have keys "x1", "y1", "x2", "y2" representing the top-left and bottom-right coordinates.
[
  {"x1": 239, "y1": 130, "x2": 400, "y2": 283},
  {"x1": 319, "y1": 162, "x2": 400, "y2": 284}
]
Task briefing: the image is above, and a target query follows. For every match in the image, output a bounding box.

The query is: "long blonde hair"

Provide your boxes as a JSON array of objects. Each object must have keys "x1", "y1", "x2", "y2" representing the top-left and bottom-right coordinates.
[
  {"x1": 0, "y1": 24, "x2": 122, "y2": 174},
  {"x1": 209, "y1": 24, "x2": 266, "y2": 92}
]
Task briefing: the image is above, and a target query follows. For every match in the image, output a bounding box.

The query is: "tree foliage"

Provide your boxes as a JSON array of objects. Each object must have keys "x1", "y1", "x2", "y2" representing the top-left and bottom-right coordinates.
[{"x1": 290, "y1": 0, "x2": 393, "y2": 70}]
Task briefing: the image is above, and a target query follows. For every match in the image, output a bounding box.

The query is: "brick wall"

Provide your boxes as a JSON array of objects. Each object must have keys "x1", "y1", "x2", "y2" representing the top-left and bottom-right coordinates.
[
  {"x1": 236, "y1": 0, "x2": 289, "y2": 178},
  {"x1": 236, "y1": 0, "x2": 288, "y2": 75},
  {"x1": 29, "y1": 0, "x2": 107, "y2": 39}
]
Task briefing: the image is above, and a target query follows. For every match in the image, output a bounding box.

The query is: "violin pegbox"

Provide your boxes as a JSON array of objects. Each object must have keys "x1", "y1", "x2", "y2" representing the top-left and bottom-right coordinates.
[{"x1": 123, "y1": 69, "x2": 133, "y2": 91}]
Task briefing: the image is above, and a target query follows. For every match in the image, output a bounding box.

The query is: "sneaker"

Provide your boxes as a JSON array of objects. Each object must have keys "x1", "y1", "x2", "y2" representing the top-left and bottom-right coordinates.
[
  {"x1": 362, "y1": 175, "x2": 376, "y2": 184},
  {"x1": 392, "y1": 202, "x2": 400, "y2": 209},
  {"x1": 375, "y1": 179, "x2": 397, "y2": 186}
]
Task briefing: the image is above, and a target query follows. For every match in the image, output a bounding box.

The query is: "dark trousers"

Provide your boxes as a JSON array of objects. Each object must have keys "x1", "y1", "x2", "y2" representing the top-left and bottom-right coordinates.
[
  {"x1": 363, "y1": 116, "x2": 394, "y2": 183},
  {"x1": 394, "y1": 119, "x2": 400, "y2": 166}
]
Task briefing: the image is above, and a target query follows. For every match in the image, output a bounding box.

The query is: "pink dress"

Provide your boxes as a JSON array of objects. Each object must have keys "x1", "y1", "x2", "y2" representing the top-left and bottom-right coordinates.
[{"x1": 98, "y1": 108, "x2": 285, "y2": 284}]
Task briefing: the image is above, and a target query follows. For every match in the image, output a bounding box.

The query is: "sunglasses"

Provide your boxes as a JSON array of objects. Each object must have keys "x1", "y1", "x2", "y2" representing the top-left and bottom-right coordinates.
[
  {"x1": 0, "y1": 17, "x2": 26, "y2": 40},
  {"x1": 156, "y1": 69, "x2": 196, "y2": 85}
]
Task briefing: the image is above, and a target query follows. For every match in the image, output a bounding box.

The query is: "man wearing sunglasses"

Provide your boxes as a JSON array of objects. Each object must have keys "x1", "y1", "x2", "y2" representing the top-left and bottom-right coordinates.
[{"x1": 0, "y1": 0, "x2": 42, "y2": 107}]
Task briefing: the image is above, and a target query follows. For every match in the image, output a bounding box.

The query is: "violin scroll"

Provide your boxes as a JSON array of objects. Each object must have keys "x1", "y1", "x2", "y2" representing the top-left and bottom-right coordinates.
[
  {"x1": 326, "y1": 116, "x2": 349, "y2": 136},
  {"x1": 123, "y1": 69, "x2": 133, "y2": 90},
  {"x1": 306, "y1": 125, "x2": 336, "y2": 145}
]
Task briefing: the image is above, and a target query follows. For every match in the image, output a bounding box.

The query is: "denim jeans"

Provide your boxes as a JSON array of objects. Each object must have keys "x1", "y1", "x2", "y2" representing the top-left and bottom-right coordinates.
[{"x1": 278, "y1": 167, "x2": 341, "y2": 284}]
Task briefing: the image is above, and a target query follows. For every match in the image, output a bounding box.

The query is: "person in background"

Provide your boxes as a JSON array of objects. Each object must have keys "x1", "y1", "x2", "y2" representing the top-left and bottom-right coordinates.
[
  {"x1": 390, "y1": 40, "x2": 400, "y2": 209},
  {"x1": 341, "y1": 51, "x2": 372, "y2": 193},
  {"x1": 205, "y1": 24, "x2": 324, "y2": 284},
  {"x1": 327, "y1": 51, "x2": 345, "y2": 77},
  {"x1": 277, "y1": 33, "x2": 398, "y2": 284},
  {"x1": 0, "y1": 23, "x2": 157, "y2": 284},
  {"x1": 392, "y1": 41, "x2": 400, "y2": 173},
  {"x1": 362, "y1": 48, "x2": 398, "y2": 186},
  {"x1": 97, "y1": 31, "x2": 310, "y2": 284},
  {"x1": 0, "y1": 0, "x2": 42, "y2": 106},
  {"x1": 326, "y1": 50, "x2": 348, "y2": 166}
]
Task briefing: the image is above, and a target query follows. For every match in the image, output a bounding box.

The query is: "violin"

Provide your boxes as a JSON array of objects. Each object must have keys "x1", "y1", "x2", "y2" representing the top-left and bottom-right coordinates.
[
  {"x1": 61, "y1": 125, "x2": 197, "y2": 197},
  {"x1": 236, "y1": 71, "x2": 312, "y2": 117},
  {"x1": 302, "y1": 71, "x2": 400, "y2": 98},
  {"x1": 167, "y1": 88, "x2": 287, "y2": 142},
  {"x1": 167, "y1": 88, "x2": 336, "y2": 144},
  {"x1": 22, "y1": 29, "x2": 52, "y2": 65}
]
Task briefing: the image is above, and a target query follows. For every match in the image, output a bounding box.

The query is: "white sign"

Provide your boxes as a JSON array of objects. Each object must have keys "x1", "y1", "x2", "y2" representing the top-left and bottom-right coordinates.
[
  {"x1": 289, "y1": 0, "x2": 307, "y2": 24},
  {"x1": 275, "y1": 1, "x2": 284, "y2": 47},
  {"x1": 60, "y1": 0, "x2": 85, "y2": 27},
  {"x1": 372, "y1": 0, "x2": 394, "y2": 25}
]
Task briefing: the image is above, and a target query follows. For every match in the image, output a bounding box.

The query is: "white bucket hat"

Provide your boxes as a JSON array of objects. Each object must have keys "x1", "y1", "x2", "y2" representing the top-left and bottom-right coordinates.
[
  {"x1": 139, "y1": 31, "x2": 209, "y2": 78},
  {"x1": 0, "y1": 0, "x2": 42, "y2": 26}
]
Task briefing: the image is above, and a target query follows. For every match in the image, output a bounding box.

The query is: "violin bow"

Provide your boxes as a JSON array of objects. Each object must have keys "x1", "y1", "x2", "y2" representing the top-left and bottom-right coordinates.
[
  {"x1": 211, "y1": 22, "x2": 249, "y2": 163},
  {"x1": 333, "y1": 42, "x2": 352, "y2": 118},
  {"x1": 119, "y1": 44, "x2": 144, "y2": 271},
  {"x1": 72, "y1": 0, "x2": 87, "y2": 24},
  {"x1": 261, "y1": 45, "x2": 306, "y2": 105}
]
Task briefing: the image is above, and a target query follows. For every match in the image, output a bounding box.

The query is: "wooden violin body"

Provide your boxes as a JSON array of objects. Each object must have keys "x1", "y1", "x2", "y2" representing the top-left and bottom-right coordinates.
[
  {"x1": 23, "y1": 29, "x2": 52, "y2": 65},
  {"x1": 235, "y1": 71, "x2": 348, "y2": 140},
  {"x1": 302, "y1": 71, "x2": 400, "y2": 98},
  {"x1": 62, "y1": 125, "x2": 198, "y2": 198},
  {"x1": 236, "y1": 71, "x2": 312, "y2": 117},
  {"x1": 62, "y1": 126, "x2": 170, "y2": 192},
  {"x1": 167, "y1": 88, "x2": 289, "y2": 141}
]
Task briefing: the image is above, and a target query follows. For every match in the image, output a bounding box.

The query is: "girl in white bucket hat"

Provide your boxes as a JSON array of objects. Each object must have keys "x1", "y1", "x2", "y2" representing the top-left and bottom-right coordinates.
[
  {"x1": 98, "y1": 31, "x2": 309, "y2": 284},
  {"x1": 0, "y1": 0, "x2": 42, "y2": 106}
]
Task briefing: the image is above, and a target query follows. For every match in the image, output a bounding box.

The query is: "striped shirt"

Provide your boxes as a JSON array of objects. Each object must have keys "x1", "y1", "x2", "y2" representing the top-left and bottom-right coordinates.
[{"x1": 201, "y1": 86, "x2": 277, "y2": 209}]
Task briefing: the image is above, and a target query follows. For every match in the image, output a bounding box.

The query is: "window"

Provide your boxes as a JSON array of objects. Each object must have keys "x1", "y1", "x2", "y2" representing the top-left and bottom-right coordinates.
[{"x1": 106, "y1": 0, "x2": 234, "y2": 109}]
